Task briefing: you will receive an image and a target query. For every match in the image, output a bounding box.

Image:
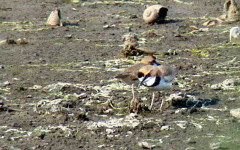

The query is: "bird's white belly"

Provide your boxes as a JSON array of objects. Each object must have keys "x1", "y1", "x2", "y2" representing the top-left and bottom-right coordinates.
[{"x1": 151, "y1": 79, "x2": 172, "y2": 90}]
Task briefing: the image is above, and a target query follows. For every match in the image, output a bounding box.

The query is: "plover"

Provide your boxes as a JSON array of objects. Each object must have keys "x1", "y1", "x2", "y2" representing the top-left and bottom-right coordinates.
[
  {"x1": 138, "y1": 65, "x2": 175, "y2": 110},
  {"x1": 115, "y1": 56, "x2": 159, "y2": 105}
]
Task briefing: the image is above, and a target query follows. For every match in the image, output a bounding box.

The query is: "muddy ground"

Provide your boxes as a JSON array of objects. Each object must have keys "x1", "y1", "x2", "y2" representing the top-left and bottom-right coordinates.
[{"x1": 0, "y1": 0, "x2": 240, "y2": 149}]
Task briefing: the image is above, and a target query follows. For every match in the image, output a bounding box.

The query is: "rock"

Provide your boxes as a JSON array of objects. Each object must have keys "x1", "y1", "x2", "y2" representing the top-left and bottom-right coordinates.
[
  {"x1": 143, "y1": 5, "x2": 168, "y2": 24},
  {"x1": 3, "y1": 81, "x2": 11, "y2": 86},
  {"x1": 223, "y1": 0, "x2": 240, "y2": 22},
  {"x1": 175, "y1": 121, "x2": 188, "y2": 129},
  {"x1": 46, "y1": 9, "x2": 63, "y2": 26},
  {"x1": 0, "y1": 65, "x2": 4, "y2": 69},
  {"x1": 209, "y1": 142, "x2": 221, "y2": 150},
  {"x1": 106, "y1": 129, "x2": 114, "y2": 134},
  {"x1": 138, "y1": 141, "x2": 155, "y2": 149},
  {"x1": 160, "y1": 125, "x2": 172, "y2": 131},
  {"x1": 230, "y1": 26, "x2": 240, "y2": 44},
  {"x1": 203, "y1": 0, "x2": 240, "y2": 26},
  {"x1": 230, "y1": 108, "x2": 240, "y2": 118},
  {"x1": 16, "y1": 38, "x2": 28, "y2": 44},
  {"x1": 175, "y1": 108, "x2": 187, "y2": 114},
  {"x1": 71, "y1": 0, "x2": 80, "y2": 3},
  {"x1": 211, "y1": 78, "x2": 236, "y2": 90},
  {"x1": 185, "y1": 147, "x2": 196, "y2": 150},
  {"x1": 0, "y1": 100, "x2": 4, "y2": 109},
  {"x1": 122, "y1": 33, "x2": 139, "y2": 50},
  {"x1": 185, "y1": 138, "x2": 197, "y2": 144},
  {"x1": 29, "y1": 85, "x2": 43, "y2": 90},
  {"x1": 166, "y1": 92, "x2": 213, "y2": 108}
]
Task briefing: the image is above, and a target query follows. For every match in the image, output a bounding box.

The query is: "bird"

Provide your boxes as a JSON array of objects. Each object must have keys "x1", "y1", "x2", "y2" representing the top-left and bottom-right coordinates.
[
  {"x1": 137, "y1": 64, "x2": 175, "y2": 110},
  {"x1": 115, "y1": 56, "x2": 160, "y2": 111}
]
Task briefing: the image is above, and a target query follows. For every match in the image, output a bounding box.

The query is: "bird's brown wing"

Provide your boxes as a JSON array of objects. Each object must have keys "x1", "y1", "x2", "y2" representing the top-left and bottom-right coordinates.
[{"x1": 115, "y1": 63, "x2": 147, "y2": 81}]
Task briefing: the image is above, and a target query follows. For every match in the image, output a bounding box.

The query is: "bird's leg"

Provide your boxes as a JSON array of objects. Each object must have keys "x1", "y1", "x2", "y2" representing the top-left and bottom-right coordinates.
[
  {"x1": 159, "y1": 92, "x2": 164, "y2": 111},
  {"x1": 130, "y1": 84, "x2": 139, "y2": 113},
  {"x1": 131, "y1": 84, "x2": 136, "y2": 100},
  {"x1": 149, "y1": 92, "x2": 155, "y2": 110}
]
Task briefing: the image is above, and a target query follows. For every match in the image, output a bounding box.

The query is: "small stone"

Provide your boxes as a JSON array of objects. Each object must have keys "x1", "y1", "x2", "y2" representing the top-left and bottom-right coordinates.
[
  {"x1": 3, "y1": 81, "x2": 11, "y2": 86},
  {"x1": 65, "y1": 34, "x2": 72, "y2": 39},
  {"x1": 12, "y1": 78, "x2": 20, "y2": 81},
  {"x1": 198, "y1": 28, "x2": 209, "y2": 32},
  {"x1": 127, "y1": 131, "x2": 132, "y2": 135},
  {"x1": 230, "y1": 26, "x2": 240, "y2": 44},
  {"x1": 185, "y1": 138, "x2": 196, "y2": 144},
  {"x1": 98, "y1": 144, "x2": 106, "y2": 148},
  {"x1": 16, "y1": 38, "x2": 28, "y2": 44},
  {"x1": 230, "y1": 108, "x2": 240, "y2": 118},
  {"x1": 106, "y1": 129, "x2": 114, "y2": 134},
  {"x1": 0, "y1": 40, "x2": 7, "y2": 45},
  {"x1": 107, "y1": 134, "x2": 114, "y2": 138},
  {"x1": 71, "y1": 0, "x2": 80, "y2": 3},
  {"x1": 209, "y1": 142, "x2": 221, "y2": 150},
  {"x1": 0, "y1": 100, "x2": 4, "y2": 109},
  {"x1": 185, "y1": 147, "x2": 196, "y2": 150},
  {"x1": 103, "y1": 24, "x2": 116, "y2": 29},
  {"x1": 211, "y1": 78, "x2": 236, "y2": 90},
  {"x1": 0, "y1": 65, "x2": 4, "y2": 69},
  {"x1": 30, "y1": 85, "x2": 43, "y2": 90},
  {"x1": 26, "y1": 95, "x2": 33, "y2": 98},
  {"x1": 160, "y1": 125, "x2": 172, "y2": 131},
  {"x1": 175, "y1": 121, "x2": 188, "y2": 129},
  {"x1": 222, "y1": 79, "x2": 235, "y2": 87},
  {"x1": 175, "y1": 108, "x2": 187, "y2": 114},
  {"x1": 103, "y1": 108, "x2": 114, "y2": 114},
  {"x1": 138, "y1": 141, "x2": 155, "y2": 149}
]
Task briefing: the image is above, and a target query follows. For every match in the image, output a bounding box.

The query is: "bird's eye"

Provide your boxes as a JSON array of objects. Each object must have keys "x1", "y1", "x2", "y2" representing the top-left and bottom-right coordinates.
[{"x1": 138, "y1": 72, "x2": 144, "y2": 78}]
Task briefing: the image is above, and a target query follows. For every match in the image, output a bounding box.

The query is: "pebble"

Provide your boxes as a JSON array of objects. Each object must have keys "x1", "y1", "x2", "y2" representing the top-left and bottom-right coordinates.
[
  {"x1": 185, "y1": 147, "x2": 196, "y2": 150},
  {"x1": 175, "y1": 108, "x2": 187, "y2": 114},
  {"x1": 230, "y1": 108, "x2": 240, "y2": 118},
  {"x1": 138, "y1": 141, "x2": 155, "y2": 149},
  {"x1": 0, "y1": 65, "x2": 4, "y2": 69},
  {"x1": 175, "y1": 121, "x2": 188, "y2": 129},
  {"x1": 3, "y1": 81, "x2": 11, "y2": 86},
  {"x1": 0, "y1": 100, "x2": 4, "y2": 108},
  {"x1": 160, "y1": 125, "x2": 172, "y2": 131},
  {"x1": 106, "y1": 129, "x2": 114, "y2": 134},
  {"x1": 29, "y1": 85, "x2": 43, "y2": 90},
  {"x1": 211, "y1": 78, "x2": 235, "y2": 90},
  {"x1": 209, "y1": 142, "x2": 221, "y2": 150},
  {"x1": 185, "y1": 138, "x2": 196, "y2": 144},
  {"x1": 230, "y1": 26, "x2": 240, "y2": 44}
]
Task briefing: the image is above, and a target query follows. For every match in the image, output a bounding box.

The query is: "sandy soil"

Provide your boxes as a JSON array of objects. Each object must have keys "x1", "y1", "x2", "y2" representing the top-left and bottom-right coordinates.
[{"x1": 0, "y1": 0, "x2": 240, "y2": 149}]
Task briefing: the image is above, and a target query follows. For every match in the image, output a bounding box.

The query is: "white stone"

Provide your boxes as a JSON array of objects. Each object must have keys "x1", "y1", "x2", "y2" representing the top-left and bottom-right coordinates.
[
  {"x1": 106, "y1": 129, "x2": 114, "y2": 134},
  {"x1": 175, "y1": 108, "x2": 187, "y2": 114},
  {"x1": 230, "y1": 108, "x2": 240, "y2": 118},
  {"x1": 138, "y1": 141, "x2": 155, "y2": 149},
  {"x1": 175, "y1": 121, "x2": 188, "y2": 129},
  {"x1": 160, "y1": 125, "x2": 172, "y2": 131},
  {"x1": 230, "y1": 26, "x2": 240, "y2": 44}
]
